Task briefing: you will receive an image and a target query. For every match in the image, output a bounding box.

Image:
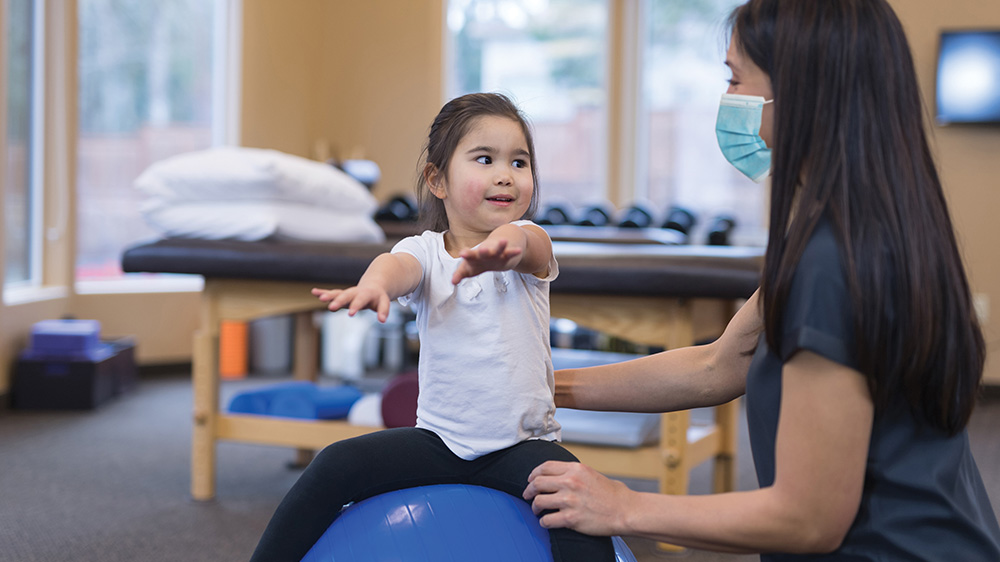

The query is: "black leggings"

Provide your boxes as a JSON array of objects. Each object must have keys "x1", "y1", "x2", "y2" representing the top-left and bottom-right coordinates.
[{"x1": 249, "y1": 428, "x2": 615, "y2": 562}]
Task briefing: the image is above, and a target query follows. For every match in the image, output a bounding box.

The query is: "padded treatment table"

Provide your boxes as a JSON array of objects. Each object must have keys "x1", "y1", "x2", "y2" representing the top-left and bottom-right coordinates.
[{"x1": 122, "y1": 233, "x2": 762, "y2": 503}]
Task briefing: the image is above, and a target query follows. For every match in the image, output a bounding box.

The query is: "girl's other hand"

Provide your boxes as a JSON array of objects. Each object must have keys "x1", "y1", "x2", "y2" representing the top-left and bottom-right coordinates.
[{"x1": 310, "y1": 286, "x2": 392, "y2": 322}]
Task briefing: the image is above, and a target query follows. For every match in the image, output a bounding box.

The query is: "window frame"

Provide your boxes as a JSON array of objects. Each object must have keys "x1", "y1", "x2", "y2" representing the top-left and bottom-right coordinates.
[
  {"x1": 440, "y1": 0, "x2": 647, "y2": 208},
  {"x1": 3, "y1": 0, "x2": 47, "y2": 293}
]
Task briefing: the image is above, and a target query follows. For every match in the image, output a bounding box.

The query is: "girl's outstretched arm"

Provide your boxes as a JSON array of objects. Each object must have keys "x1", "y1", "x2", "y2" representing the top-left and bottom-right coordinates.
[
  {"x1": 452, "y1": 222, "x2": 553, "y2": 284},
  {"x1": 312, "y1": 252, "x2": 421, "y2": 322}
]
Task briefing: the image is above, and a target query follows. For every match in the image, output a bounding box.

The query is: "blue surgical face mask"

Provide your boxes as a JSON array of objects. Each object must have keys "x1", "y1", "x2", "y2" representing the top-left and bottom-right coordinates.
[{"x1": 715, "y1": 93, "x2": 773, "y2": 183}]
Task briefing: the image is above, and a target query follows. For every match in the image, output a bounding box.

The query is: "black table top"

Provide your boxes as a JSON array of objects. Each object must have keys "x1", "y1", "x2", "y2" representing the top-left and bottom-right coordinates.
[{"x1": 122, "y1": 235, "x2": 762, "y2": 300}]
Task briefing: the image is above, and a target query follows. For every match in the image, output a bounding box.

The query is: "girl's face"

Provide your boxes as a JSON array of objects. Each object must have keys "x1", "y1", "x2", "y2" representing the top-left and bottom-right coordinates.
[
  {"x1": 428, "y1": 115, "x2": 534, "y2": 241},
  {"x1": 725, "y1": 34, "x2": 775, "y2": 148}
]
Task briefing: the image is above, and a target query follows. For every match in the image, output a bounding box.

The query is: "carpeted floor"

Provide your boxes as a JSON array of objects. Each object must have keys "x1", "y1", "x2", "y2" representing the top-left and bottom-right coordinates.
[{"x1": 1, "y1": 372, "x2": 997, "y2": 562}]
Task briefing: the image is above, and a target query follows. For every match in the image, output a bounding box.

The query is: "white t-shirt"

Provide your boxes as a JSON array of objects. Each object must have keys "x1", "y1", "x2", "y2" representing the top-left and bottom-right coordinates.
[{"x1": 391, "y1": 221, "x2": 561, "y2": 460}]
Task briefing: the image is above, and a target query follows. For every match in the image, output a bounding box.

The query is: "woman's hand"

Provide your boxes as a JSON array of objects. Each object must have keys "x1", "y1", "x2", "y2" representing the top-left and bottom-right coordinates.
[
  {"x1": 452, "y1": 239, "x2": 523, "y2": 284},
  {"x1": 523, "y1": 460, "x2": 633, "y2": 536},
  {"x1": 311, "y1": 285, "x2": 392, "y2": 322}
]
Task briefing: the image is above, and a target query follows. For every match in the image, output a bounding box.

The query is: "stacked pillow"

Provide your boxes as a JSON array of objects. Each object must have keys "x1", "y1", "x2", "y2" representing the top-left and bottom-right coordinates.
[{"x1": 135, "y1": 146, "x2": 385, "y2": 243}]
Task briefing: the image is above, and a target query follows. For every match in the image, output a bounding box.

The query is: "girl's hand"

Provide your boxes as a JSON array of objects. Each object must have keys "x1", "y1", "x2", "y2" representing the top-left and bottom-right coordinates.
[
  {"x1": 452, "y1": 239, "x2": 523, "y2": 284},
  {"x1": 311, "y1": 286, "x2": 392, "y2": 322},
  {"x1": 523, "y1": 460, "x2": 633, "y2": 536}
]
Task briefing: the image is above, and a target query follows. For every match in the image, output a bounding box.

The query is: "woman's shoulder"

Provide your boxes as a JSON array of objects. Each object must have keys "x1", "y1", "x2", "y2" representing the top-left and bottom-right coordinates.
[
  {"x1": 780, "y1": 216, "x2": 858, "y2": 366},
  {"x1": 801, "y1": 216, "x2": 841, "y2": 261},
  {"x1": 793, "y1": 216, "x2": 846, "y2": 286}
]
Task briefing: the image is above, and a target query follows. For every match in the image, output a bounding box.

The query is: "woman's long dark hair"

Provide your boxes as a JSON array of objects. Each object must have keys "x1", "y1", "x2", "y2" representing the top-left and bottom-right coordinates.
[
  {"x1": 416, "y1": 92, "x2": 540, "y2": 231},
  {"x1": 732, "y1": 0, "x2": 985, "y2": 433}
]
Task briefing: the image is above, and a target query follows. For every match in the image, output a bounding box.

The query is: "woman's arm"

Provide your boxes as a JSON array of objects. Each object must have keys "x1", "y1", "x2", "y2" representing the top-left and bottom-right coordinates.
[
  {"x1": 557, "y1": 290, "x2": 762, "y2": 413},
  {"x1": 526, "y1": 348, "x2": 874, "y2": 554}
]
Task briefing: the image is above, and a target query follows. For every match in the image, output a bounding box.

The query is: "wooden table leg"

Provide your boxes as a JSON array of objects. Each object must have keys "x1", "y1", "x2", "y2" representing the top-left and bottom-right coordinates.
[
  {"x1": 712, "y1": 398, "x2": 739, "y2": 493},
  {"x1": 292, "y1": 311, "x2": 319, "y2": 468},
  {"x1": 661, "y1": 410, "x2": 691, "y2": 496},
  {"x1": 711, "y1": 301, "x2": 742, "y2": 494},
  {"x1": 192, "y1": 326, "x2": 219, "y2": 501}
]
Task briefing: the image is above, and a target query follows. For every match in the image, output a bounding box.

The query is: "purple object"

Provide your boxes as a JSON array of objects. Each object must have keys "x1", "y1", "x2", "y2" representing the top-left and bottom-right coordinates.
[{"x1": 24, "y1": 319, "x2": 107, "y2": 361}]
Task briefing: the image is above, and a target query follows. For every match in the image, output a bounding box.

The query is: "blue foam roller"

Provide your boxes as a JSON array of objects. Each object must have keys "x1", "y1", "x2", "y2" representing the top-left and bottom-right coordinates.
[
  {"x1": 270, "y1": 385, "x2": 362, "y2": 420},
  {"x1": 267, "y1": 386, "x2": 319, "y2": 419},
  {"x1": 300, "y1": 484, "x2": 638, "y2": 562},
  {"x1": 227, "y1": 381, "x2": 315, "y2": 415},
  {"x1": 312, "y1": 385, "x2": 363, "y2": 419}
]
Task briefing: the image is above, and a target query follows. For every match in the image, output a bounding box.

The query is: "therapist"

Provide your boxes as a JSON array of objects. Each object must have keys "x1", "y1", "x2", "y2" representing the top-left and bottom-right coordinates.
[{"x1": 523, "y1": 0, "x2": 1000, "y2": 559}]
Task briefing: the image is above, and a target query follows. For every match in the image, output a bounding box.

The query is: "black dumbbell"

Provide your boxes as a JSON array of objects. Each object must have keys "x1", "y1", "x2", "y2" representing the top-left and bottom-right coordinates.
[
  {"x1": 661, "y1": 206, "x2": 697, "y2": 238},
  {"x1": 375, "y1": 196, "x2": 418, "y2": 222},
  {"x1": 535, "y1": 203, "x2": 574, "y2": 225},
  {"x1": 617, "y1": 203, "x2": 656, "y2": 228},
  {"x1": 707, "y1": 215, "x2": 737, "y2": 246},
  {"x1": 576, "y1": 203, "x2": 616, "y2": 227}
]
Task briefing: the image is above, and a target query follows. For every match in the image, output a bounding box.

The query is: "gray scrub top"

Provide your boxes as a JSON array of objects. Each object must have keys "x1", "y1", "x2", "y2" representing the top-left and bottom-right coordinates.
[{"x1": 744, "y1": 218, "x2": 1000, "y2": 561}]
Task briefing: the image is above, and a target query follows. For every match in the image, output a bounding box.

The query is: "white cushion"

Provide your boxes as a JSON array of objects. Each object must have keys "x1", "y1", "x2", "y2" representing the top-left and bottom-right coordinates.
[
  {"x1": 141, "y1": 201, "x2": 385, "y2": 243},
  {"x1": 134, "y1": 146, "x2": 378, "y2": 215},
  {"x1": 555, "y1": 408, "x2": 661, "y2": 448},
  {"x1": 549, "y1": 347, "x2": 660, "y2": 447},
  {"x1": 347, "y1": 393, "x2": 384, "y2": 427}
]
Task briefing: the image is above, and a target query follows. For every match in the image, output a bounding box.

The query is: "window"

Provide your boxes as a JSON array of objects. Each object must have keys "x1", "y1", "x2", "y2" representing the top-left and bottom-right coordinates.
[
  {"x1": 4, "y1": 0, "x2": 44, "y2": 286},
  {"x1": 640, "y1": 0, "x2": 764, "y2": 244},
  {"x1": 446, "y1": 0, "x2": 610, "y2": 207},
  {"x1": 76, "y1": 0, "x2": 237, "y2": 282},
  {"x1": 446, "y1": 0, "x2": 767, "y2": 245}
]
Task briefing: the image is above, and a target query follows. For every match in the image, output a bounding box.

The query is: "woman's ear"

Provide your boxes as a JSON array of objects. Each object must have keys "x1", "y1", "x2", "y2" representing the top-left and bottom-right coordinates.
[{"x1": 424, "y1": 164, "x2": 447, "y2": 200}]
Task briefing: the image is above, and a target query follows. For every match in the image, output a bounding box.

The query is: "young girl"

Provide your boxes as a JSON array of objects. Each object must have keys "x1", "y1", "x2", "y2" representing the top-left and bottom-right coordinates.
[
  {"x1": 524, "y1": 1, "x2": 1000, "y2": 559},
  {"x1": 249, "y1": 93, "x2": 615, "y2": 561}
]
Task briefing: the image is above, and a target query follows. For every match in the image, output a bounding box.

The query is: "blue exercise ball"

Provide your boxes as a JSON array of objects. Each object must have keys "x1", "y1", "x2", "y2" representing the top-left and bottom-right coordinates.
[{"x1": 300, "y1": 484, "x2": 637, "y2": 562}]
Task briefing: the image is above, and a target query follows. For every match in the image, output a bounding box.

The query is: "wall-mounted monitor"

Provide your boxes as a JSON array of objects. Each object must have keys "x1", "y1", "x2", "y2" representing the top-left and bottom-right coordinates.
[{"x1": 936, "y1": 30, "x2": 1000, "y2": 125}]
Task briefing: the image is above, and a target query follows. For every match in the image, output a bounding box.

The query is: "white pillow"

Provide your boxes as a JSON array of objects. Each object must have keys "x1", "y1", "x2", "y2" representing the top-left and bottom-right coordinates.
[
  {"x1": 142, "y1": 201, "x2": 386, "y2": 243},
  {"x1": 134, "y1": 146, "x2": 378, "y2": 215}
]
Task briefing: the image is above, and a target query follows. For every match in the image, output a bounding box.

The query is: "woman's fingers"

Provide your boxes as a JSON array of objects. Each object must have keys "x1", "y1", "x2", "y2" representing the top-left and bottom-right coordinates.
[
  {"x1": 523, "y1": 461, "x2": 578, "y2": 508},
  {"x1": 524, "y1": 461, "x2": 629, "y2": 535},
  {"x1": 538, "y1": 509, "x2": 573, "y2": 530}
]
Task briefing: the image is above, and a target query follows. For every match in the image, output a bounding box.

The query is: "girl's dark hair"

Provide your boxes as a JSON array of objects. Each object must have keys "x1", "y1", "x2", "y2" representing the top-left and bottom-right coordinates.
[
  {"x1": 731, "y1": 0, "x2": 985, "y2": 433},
  {"x1": 416, "y1": 92, "x2": 540, "y2": 231}
]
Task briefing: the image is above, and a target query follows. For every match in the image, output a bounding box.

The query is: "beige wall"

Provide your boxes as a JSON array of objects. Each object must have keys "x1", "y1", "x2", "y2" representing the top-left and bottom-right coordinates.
[
  {"x1": 890, "y1": 0, "x2": 1000, "y2": 384},
  {"x1": 70, "y1": 292, "x2": 201, "y2": 364},
  {"x1": 241, "y1": 0, "x2": 444, "y2": 201},
  {"x1": 240, "y1": 0, "x2": 327, "y2": 158}
]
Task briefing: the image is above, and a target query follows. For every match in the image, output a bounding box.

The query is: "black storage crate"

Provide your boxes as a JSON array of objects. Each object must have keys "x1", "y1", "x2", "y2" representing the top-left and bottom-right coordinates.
[{"x1": 12, "y1": 339, "x2": 136, "y2": 410}]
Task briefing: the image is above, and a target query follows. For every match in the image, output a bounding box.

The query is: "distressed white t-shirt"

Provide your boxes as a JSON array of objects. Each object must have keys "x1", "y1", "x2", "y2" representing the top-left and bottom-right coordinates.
[{"x1": 390, "y1": 221, "x2": 561, "y2": 460}]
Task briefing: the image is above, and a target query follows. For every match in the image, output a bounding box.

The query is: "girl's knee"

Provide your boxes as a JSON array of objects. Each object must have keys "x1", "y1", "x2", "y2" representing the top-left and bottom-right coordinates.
[{"x1": 523, "y1": 439, "x2": 579, "y2": 463}]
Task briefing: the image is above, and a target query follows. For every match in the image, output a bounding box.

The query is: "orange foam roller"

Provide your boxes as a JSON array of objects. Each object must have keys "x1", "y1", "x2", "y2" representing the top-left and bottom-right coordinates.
[{"x1": 219, "y1": 320, "x2": 248, "y2": 379}]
